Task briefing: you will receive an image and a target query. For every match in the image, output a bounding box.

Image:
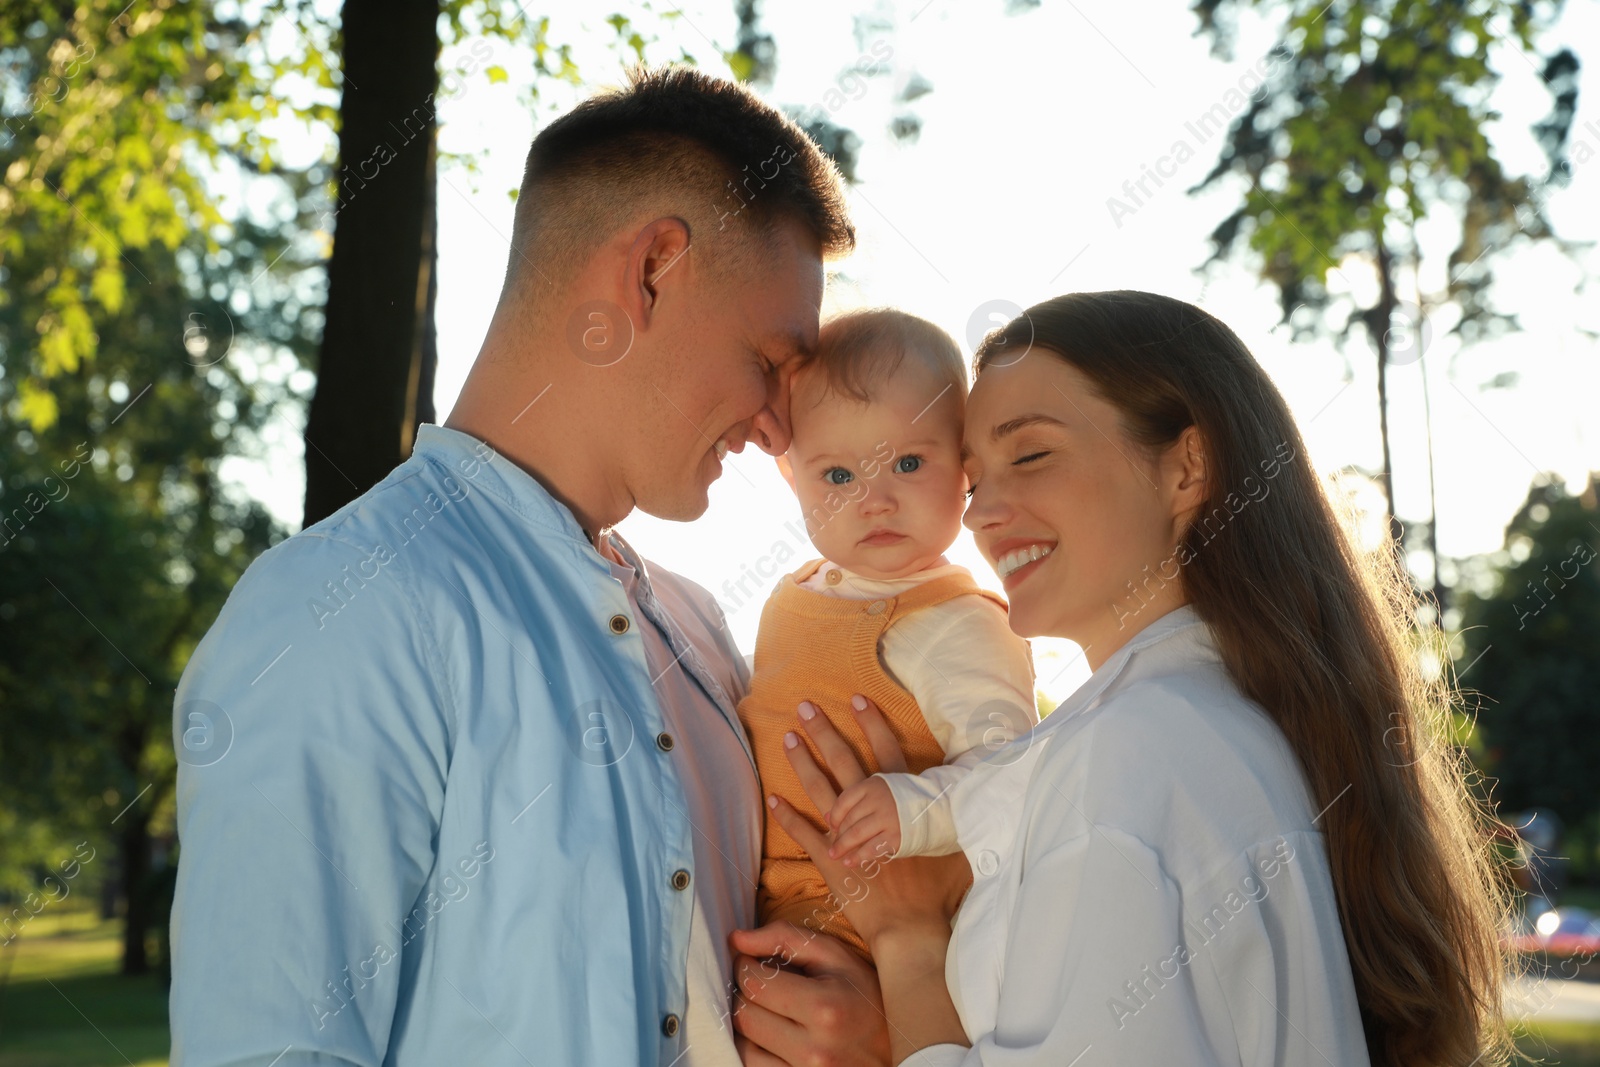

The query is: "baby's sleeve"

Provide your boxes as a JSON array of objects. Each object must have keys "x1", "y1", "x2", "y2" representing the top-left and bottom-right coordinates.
[{"x1": 877, "y1": 595, "x2": 1039, "y2": 857}]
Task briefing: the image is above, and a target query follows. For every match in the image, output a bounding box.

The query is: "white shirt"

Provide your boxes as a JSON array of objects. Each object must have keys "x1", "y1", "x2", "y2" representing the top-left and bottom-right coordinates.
[
  {"x1": 901, "y1": 606, "x2": 1370, "y2": 1066},
  {"x1": 603, "y1": 536, "x2": 759, "y2": 1067},
  {"x1": 797, "y1": 560, "x2": 1038, "y2": 768}
]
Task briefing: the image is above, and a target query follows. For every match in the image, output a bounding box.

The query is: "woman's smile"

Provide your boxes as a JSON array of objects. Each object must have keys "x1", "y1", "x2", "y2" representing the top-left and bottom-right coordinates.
[{"x1": 990, "y1": 539, "x2": 1057, "y2": 586}]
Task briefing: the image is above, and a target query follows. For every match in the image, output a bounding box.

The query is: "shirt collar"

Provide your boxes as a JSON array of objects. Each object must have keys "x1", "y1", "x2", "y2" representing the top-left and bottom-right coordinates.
[
  {"x1": 412, "y1": 424, "x2": 592, "y2": 546},
  {"x1": 1044, "y1": 604, "x2": 1211, "y2": 728},
  {"x1": 600, "y1": 529, "x2": 650, "y2": 579}
]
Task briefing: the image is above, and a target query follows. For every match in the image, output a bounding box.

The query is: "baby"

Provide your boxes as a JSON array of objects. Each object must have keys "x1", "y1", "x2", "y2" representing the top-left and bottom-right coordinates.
[{"x1": 737, "y1": 307, "x2": 1036, "y2": 959}]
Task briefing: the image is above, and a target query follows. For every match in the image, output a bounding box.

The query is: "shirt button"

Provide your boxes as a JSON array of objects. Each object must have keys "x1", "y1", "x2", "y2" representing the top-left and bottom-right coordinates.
[
  {"x1": 656, "y1": 732, "x2": 675, "y2": 752},
  {"x1": 976, "y1": 849, "x2": 1000, "y2": 877},
  {"x1": 662, "y1": 1013, "x2": 681, "y2": 1037},
  {"x1": 825, "y1": 568, "x2": 842, "y2": 585},
  {"x1": 608, "y1": 614, "x2": 630, "y2": 635},
  {"x1": 866, "y1": 599, "x2": 887, "y2": 615},
  {"x1": 671, "y1": 869, "x2": 691, "y2": 891}
]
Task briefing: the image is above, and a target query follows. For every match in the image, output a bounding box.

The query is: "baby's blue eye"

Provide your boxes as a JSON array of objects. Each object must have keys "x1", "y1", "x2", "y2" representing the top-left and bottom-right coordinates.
[
  {"x1": 825, "y1": 467, "x2": 854, "y2": 485},
  {"x1": 895, "y1": 455, "x2": 922, "y2": 474}
]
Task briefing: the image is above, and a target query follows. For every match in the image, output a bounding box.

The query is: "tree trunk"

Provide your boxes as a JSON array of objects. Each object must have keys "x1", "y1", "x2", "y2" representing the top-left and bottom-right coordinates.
[
  {"x1": 409, "y1": 141, "x2": 439, "y2": 459},
  {"x1": 1374, "y1": 238, "x2": 1402, "y2": 548},
  {"x1": 118, "y1": 813, "x2": 151, "y2": 976},
  {"x1": 303, "y1": 0, "x2": 441, "y2": 527},
  {"x1": 1421, "y1": 355, "x2": 1445, "y2": 612}
]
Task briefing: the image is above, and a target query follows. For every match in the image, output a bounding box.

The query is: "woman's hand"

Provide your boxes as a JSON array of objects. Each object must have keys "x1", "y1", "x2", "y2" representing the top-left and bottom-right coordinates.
[
  {"x1": 765, "y1": 694, "x2": 974, "y2": 1062},
  {"x1": 768, "y1": 696, "x2": 971, "y2": 949}
]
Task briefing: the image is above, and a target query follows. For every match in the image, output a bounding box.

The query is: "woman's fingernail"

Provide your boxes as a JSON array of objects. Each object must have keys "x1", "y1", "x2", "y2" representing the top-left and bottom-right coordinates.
[
  {"x1": 798, "y1": 702, "x2": 817, "y2": 720},
  {"x1": 767, "y1": 795, "x2": 778, "y2": 809},
  {"x1": 784, "y1": 731, "x2": 798, "y2": 749},
  {"x1": 851, "y1": 694, "x2": 867, "y2": 712}
]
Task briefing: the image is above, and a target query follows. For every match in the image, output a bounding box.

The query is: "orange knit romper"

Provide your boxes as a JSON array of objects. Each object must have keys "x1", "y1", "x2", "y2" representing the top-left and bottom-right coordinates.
[{"x1": 738, "y1": 559, "x2": 1008, "y2": 959}]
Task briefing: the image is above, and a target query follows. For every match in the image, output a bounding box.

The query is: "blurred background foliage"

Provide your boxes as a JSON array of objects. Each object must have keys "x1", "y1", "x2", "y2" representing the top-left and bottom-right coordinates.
[{"x1": 1458, "y1": 476, "x2": 1600, "y2": 880}]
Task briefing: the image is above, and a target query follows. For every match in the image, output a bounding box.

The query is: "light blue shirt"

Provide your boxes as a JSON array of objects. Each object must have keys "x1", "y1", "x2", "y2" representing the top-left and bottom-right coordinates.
[{"x1": 170, "y1": 424, "x2": 756, "y2": 1066}]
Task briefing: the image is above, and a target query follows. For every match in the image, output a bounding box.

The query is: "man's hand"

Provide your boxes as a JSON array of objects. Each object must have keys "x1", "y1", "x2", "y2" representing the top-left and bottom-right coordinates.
[
  {"x1": 828, "y1": 776, "x2": 901, "y2": 869},
  {"x1": 728, "y1": 921, "x2": 890, "y2": 1066}
]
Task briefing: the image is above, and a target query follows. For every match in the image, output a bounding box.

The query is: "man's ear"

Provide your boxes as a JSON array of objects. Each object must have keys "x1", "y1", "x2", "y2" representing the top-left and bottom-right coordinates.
[
  {"x1": 775, "y1": 452, "x2": 798, "y2": 494},
  {"x1": 624, "y1": 217, "x2": 693, "y2": 328}
]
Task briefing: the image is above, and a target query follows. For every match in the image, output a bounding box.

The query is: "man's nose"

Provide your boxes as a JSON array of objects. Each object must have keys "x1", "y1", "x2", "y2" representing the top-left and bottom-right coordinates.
[
  {"x1": 750, "y1": 367, "x2": 795, "y2": 456},
  {"x1": 750, "y1": 405, "x2": 792, "y2": 456}
]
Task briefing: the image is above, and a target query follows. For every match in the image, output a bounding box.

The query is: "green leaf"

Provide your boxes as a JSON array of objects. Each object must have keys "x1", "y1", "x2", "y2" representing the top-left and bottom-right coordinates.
[
  {"x1": 725, "y1": 50, "x2": 754, "y2": 82},
  {"x1": 16, "y1": 378, "x2": 60, "y2": 431},
  {"x1": 89, "y1": 264, "x2": 125, "y2": 314}
]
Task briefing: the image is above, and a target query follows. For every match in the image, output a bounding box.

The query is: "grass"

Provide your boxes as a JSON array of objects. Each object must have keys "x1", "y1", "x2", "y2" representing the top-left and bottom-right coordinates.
[
  {"x1": 3, "y1": 907, "x2": 1600, "y2": 1065},
  {"x1": 1516, "y1": 1020, "x2": 1600, "y2": 1066},
  {"x1": 0, "y1": 909, "x2": 167, "y2": 1067}
]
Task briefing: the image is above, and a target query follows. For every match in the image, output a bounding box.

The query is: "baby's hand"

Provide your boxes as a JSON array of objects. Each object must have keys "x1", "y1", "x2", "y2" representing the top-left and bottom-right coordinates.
[{"x1": 826, "y1": 776, "x2": 902, "y2": 868}]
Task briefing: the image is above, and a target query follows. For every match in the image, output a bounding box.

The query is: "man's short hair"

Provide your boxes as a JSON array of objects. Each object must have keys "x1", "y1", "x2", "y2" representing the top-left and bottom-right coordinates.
[
  {"x1": 502, "y1": 66, "x2": 855, "y2": 308},
  {"x1": 803, "y1": 308, "x2": 966, "y2": 405}
]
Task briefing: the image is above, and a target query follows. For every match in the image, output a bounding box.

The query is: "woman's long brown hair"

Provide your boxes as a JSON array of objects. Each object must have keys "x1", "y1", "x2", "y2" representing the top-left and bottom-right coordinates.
[{"x1": 977, "y1": 291, "x2": 1512, "y2": 1066}]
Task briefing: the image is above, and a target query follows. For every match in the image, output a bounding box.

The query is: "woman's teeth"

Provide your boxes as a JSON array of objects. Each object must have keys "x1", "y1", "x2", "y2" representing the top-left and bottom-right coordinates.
[
  {"x1": 715, "y1": 439, "x2": 729, "y2": 460},
  {"x1": 996, "y1": 543, "x2": 1054, "y2": 579}
]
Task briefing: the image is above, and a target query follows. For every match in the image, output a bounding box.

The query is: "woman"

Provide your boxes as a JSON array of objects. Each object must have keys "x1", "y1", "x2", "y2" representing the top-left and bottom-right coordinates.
[{"x1": 754, "y1": 292, "x2": 1511, "y2": 1065}]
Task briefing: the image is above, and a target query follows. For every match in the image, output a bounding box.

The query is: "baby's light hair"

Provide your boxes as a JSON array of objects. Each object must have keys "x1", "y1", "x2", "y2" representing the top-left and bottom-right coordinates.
[{"x1": 803, "y1": 308, "x2": 966, "y2": 405}]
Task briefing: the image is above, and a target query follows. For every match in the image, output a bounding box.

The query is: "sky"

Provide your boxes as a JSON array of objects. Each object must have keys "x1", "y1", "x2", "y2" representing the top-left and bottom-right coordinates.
[{"x1": 237, "y1": 0, "x2": 1600, "y2": 703}]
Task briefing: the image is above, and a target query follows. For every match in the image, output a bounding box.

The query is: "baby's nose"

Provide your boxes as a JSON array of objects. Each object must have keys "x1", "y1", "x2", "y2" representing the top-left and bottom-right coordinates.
[{"x1": 861, "y1": 489, "x2": 895, "y2": 512}]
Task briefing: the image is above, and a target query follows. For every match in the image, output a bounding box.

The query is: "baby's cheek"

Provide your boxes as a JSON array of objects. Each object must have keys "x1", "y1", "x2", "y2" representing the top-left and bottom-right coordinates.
[
  {"x1": 809, "y1": 507, "x2": 860, "y2": 563},
  {"x1": 930, "y1": 475, "x2": 970, "y2": 539},
  {"x1": 790, "y1": 484, "x2": 852, "y2": 553}
]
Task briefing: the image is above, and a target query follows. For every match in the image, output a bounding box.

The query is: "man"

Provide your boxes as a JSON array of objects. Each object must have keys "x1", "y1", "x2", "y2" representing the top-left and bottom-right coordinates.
[{"x1": 171, "y1": 67, "x2": 886, "y2": 1065}]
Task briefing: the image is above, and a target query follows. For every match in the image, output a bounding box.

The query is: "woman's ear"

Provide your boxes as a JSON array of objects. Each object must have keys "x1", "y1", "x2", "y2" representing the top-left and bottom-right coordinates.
[{"x1": 1167, "y1": 425, "x2": 1208, "y2": 520}]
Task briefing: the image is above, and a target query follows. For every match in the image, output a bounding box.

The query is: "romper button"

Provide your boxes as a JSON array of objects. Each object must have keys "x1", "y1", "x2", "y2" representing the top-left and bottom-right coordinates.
[
  {"x1": 867, "y1": 599, "x2": 887, "y2": 615},
  {"x1": 825, "y1": 568, "x2": 843, "y2": 585},
  {"x1": 662, "y1": 1013, "x2": 681, "y2": 1037},
  {"x1": 656, "y1": 732, "x2": 675, "y2": 752},
  {"x1": 977, "y1": 849, "x2": 999, "y2": 877},
  {"x1": 609, "y1": 614, "x2": 630, "y2": 635},
  {"x1": 671, "y1": 869, "x2": 691, "y2": 891}
]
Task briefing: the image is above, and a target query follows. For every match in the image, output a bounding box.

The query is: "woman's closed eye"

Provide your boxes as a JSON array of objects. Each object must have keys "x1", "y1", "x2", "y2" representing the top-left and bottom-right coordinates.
[
  {"x1": 963, "y1": 464, "x2": 981, "y2": 498},
  {"x1": 966, "y1": 450, "x2": 1047, "y2": 496}
]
